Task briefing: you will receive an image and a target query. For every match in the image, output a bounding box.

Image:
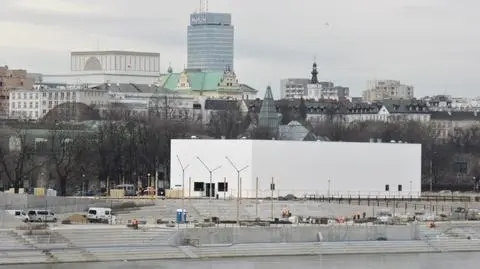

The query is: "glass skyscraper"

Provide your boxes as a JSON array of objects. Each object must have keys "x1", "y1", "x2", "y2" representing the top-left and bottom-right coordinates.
[{"x1": 187, "y1": 12, "x2": 234, "y2": 71}]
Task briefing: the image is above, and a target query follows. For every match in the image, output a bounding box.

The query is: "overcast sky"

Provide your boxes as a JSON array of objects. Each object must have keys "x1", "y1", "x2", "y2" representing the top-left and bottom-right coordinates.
[{"x1": 0, "y1": 0, "x2": 478, "y2": 98}]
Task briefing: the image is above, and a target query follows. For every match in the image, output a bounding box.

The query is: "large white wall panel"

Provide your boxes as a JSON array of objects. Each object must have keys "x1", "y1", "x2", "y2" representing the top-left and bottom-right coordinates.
[
  {"x1": 251, "y1": 141, "x2": 421, "y2": 198},
  {"x1": 170, "y1": 140, "x2": 421, "y2": 199},
  {"x1": 170, "y1": 139, "x2": 253, "y2": 198}
]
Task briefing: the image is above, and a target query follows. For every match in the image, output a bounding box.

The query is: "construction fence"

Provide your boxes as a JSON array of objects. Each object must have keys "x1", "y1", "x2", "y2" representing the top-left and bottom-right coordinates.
[{"x1": 177, "y1": 224, "x2": 421, "y2": 246}]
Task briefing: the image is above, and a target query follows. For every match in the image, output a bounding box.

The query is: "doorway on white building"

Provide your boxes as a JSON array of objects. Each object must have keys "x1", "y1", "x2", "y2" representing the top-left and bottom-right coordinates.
[{"x1": 205, "y1": 183, "x2": 215, "y2": 197}]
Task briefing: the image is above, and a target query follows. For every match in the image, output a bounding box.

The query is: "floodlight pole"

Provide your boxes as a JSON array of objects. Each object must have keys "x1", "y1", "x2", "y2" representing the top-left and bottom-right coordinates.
[
  {"x1": 196, "y1": 157, "x2": 221, "y2": 222},
  {"x1": 176, "y1": 155, "x2": 189, "y2": 224},
  {"x1": 225, "y1": 156, "x2": 249, "y2": 225}
]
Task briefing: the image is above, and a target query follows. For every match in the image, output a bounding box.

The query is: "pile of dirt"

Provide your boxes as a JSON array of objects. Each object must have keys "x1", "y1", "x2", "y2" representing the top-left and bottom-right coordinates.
[{"x1": 65, "y1": 214, "x2": 88, "y2": 224}]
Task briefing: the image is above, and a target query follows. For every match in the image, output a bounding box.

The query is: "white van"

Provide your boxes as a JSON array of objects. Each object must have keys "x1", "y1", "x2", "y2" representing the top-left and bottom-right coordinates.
[
  {"x1": 27, "y1": 210, "x2": 57, "y2": 223},
  {"x1": 87, "y1": 207, "x2": 112, "y2": 223},
  {"x1": 6, "y1": 210, "x2": 29, "y2": 222}
]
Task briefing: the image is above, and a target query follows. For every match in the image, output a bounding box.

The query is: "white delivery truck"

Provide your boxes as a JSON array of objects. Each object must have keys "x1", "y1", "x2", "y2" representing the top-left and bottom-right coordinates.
[{"x1": 87, "y1": 207, "x2": 113, "y2": 224}]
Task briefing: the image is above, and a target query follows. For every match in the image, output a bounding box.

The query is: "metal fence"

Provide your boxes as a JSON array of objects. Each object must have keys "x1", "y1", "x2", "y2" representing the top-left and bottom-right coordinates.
[{"x1": 0, "y1": 192, "x2": 114, "y2": 214}]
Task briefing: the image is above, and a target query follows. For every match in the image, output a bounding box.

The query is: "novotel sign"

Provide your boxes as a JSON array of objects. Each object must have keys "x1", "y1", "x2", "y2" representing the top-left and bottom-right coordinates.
[{"x1": 191, "y1": 15, "x2": 207, "y2": 25}]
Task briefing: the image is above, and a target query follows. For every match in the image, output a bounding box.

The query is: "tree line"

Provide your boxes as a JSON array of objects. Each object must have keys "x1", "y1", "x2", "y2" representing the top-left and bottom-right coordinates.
[{"x1": 0, "y1": 98, "x2": 479, "y2": 195}]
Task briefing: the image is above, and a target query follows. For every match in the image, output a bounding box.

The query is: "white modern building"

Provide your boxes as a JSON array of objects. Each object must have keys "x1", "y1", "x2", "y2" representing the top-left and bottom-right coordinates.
[
  {"x1": 170, "y1": 139, "x2": 422, "y2": 199},
  {"x1": 42, "y1": 51, "x2": 161, "y2": 85}
]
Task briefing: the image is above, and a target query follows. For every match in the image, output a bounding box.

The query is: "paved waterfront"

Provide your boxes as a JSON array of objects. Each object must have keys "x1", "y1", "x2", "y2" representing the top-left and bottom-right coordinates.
[{"x1": 3, "y1": 253, "x2": 480, "y2": 269}]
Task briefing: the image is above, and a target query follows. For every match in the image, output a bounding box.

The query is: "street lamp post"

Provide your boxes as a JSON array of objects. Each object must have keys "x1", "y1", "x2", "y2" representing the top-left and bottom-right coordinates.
[
  {"x1": 409, "y1": 180, "x2": 413, "y2": 197},
  {"x1": 327, "y1": 179, "x2": 331, "y2": 197},
  {"x1": 82, "y1": 174, "x2": 85, "y2": 196},
  {"x1": 225, "y1": 156, "x2": 249, "y2": 225},
  {"x1": 473, "y1": 176, "x2": 477, "y2": 193},
  {"x1": 176, "y1": 155, "x2": 189, "y2": 224},
  {"x1": 196, "y1": 157, "x2": 221, "y2": 222}
]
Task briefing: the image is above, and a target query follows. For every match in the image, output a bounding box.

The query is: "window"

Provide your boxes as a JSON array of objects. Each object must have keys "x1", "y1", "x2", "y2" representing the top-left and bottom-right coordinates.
[
  {"x1": 218, "y1": 182, "x2": 228, "y2": 192},
  {"x1": 35, "y1": 102, "x2": 38, "y2": 108},
  {"x1": 12, "y1": 102, "x2": 15, "y2": 108},
  {"x1": 398, "y1": 185, "x2": 402, "y2": 192},
  {"x1": 385, "y1": 184, "x2": 390, "y2": 191},
  {"x1": 454, "y1": 162, "x2": 468, "y2": 174},
  {"x1": 29, "y1": 102, "x2": 32, "y2": 108},
  {"x1": 193, "y1": 182, "x2": 204, "y2": 191}
]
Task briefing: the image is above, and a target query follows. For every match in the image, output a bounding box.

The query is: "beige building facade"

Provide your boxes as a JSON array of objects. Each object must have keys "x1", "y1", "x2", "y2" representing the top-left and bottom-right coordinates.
[
  {"x1": 363, "y1": 80, "x2": 414, "y2": 103},
  {"x1": 0, "y1": 66, "x2": 34, "y2": 117}
]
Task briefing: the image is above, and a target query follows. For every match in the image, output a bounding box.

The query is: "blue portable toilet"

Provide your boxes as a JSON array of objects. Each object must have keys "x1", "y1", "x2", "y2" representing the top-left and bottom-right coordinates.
[{"x1": 176, "y1": 209, "x2": 187, "y2": 223}]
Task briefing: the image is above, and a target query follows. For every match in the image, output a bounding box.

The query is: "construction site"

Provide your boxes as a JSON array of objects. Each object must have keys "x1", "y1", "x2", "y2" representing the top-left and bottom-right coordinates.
[{"x1": 1, "y1": 191, "x2": 480, "y2": 264}]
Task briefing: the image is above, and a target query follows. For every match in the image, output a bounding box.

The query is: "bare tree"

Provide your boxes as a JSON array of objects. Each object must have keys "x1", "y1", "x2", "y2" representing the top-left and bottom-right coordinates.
[
  {"x1": 207, "y1": 106, "x2": 249, "y2": 139},
  {"x1": 0, "y1": 125, "x2": 43, "y2": 193},
  {"x1": 47, "y1": 124, "x2": 96, "y2": 196}
]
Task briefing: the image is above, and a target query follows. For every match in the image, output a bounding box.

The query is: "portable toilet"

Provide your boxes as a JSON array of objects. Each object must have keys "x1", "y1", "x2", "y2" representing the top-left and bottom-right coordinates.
[{"x1": 176, "y1": 209, "x2": 187, "y2": 223}]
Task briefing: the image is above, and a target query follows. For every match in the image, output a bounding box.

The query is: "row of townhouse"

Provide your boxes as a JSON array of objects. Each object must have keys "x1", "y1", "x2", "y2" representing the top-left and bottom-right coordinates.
[
  {"x1": 8, "y1": 83, "x2": 480, "y2": 141},
  {"x1": 231, "y1": 98, "x2": 480, "y2": 140}
]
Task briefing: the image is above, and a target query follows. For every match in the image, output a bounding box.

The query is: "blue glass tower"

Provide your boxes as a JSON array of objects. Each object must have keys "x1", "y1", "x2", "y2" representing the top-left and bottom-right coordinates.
[{"x1": 187, "y1": 12, "x2": 234, "y2": 71}]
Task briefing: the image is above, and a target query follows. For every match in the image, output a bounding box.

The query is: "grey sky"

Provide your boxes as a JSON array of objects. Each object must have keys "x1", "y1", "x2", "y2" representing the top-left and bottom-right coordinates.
[{"x1": 0, "y1": 0, "x2": 478, "y2": 98}]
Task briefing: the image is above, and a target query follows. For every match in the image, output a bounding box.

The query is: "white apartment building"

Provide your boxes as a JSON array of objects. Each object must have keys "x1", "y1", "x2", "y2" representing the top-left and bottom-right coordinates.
[
  {"x1": 8, "y1": 83, "x2": 208, "y2": 121},
  {"x1": 9, "y1": 86, "x2": 109, "y2": 120},
  {"x1": 281, "y1": 62, "x2": 350, "y2": 101},
  {"x1": 280, "y1": 78, "x2": 309, "y2": 99},
  {"x1": 362, "y1": 80, "x2": 414, "y2": 102}
]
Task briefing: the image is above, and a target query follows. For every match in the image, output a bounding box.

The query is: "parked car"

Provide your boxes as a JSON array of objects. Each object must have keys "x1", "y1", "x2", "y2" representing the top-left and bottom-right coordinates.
[{"x1": 27, "y1": 209, "x2": 57, "y2": 223}]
